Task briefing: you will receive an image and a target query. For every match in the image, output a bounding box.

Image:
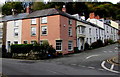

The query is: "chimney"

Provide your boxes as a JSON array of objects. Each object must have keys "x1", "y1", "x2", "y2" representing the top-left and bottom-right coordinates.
[
  {"x1": 26, "y1": 5, "x2": 30, "y2": 13},
  {"x1": 89, "y1": 12, "x2": 95, "y2": 19},
  {"x1": 12, "y1": 9, "x2": 15, "y2": 15},
  {"x1": 95, "y1": 15, "x2": 100, "y2": 19},
  {"x1": 62, "y1": 5, "x2": 66, "y2": 12}
]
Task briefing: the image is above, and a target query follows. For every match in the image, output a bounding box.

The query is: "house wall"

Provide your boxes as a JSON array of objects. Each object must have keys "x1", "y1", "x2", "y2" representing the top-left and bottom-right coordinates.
[
  {"x1": 0, "y1": 22, "x2": 3, "y2": 47},
  {"x1": 6, "y1": 20, "x2": 22, "y2": 50},
  {"x1": 40, "y1": 15, "x2": 60, "y2": 49},
  {"x1": 60, "y1": 15, "x2": 77, "y2": 54},
  {"x1": 22, "y1": 18, "x2": 39, "y2": 43}
]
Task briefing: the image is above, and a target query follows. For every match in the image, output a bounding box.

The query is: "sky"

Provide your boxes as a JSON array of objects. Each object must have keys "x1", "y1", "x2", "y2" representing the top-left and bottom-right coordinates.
[{"x1": 0, "y1": 0, "x2": 120, "y2": 4}]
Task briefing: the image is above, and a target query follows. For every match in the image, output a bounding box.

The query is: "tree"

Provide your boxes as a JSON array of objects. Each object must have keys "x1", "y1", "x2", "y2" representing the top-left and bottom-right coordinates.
[{"x1": 2, "y1": 2, "x2": 24, "y2": 15}]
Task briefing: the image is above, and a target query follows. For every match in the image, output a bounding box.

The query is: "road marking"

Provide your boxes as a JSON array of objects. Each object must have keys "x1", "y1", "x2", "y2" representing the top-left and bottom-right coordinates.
[
  {"x1": 71, "y1": 64, "x2": 77, "y2": 66},
  {"x1": 98, "y1": 69, "x2": 104, "y2": 71},
  {"x1": 109, "y1": 51, "x2": 112, "y2": 52},
  {"x1": 110, "y1": 64, "x2": 114, "y2": 70},
  {"x1": 115, "y1": 47, "x2": 118, "y2": 50},
  {"x1": 86, "y1": 55, "x2": 99, "y2": 59},
  {"x1": 46, "y1": 69, "x2": 58, "y2": 74},
  {"x1": 101, "y1": 61, "x2": 120, "y2": 73},
  {"x1": 103, "y1": 51, "x2": 107, "y2": 53},
  {"x1": 88, "y1": 67, "x2": 95, "y2": 69}
]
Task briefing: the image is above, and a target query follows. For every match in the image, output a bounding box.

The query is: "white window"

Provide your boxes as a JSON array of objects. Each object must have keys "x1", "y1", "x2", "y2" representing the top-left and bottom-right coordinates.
[
  {"x1": 68, "y1": 27, "x2": 72, "y2": 36},
  {"x1": 81, "y1": 27, "x2": 85, "y2": 34},
  {"x1": 40, "y1": 40, "x2": 48, "y2": 45},
  {"x1": 31, "y1": 18, "x2": 36, "y2": 24},
  {"x1": 23, "y1": 41, "x2": 28, "y2": 44},
  {"x1": 31, "y1": 40, "x2": 36, "y2": 44},
  {"x1": 41, "y1": 26, "x2": 47, "y2": 35},
  {"x1": 7, "y1": 41, "x2": 11, "y2": 48},
  {"x1": 68, "y1": 19, "x2": 72, "y2": 25},
  {"x1": 14, "y1": 28, "x2": 18, "y2": 36},
  {"x1": 31, "y1": 27, "x2": 36, "y2": 36},
  {"x1": 56, "y1": 40, "x2": 62, "y2": 51},
  {"x1": 14, "y1": 41, "x2": 18, "y2": 44},
  {"x1": 68, "y1": 41, "x2": 73, "y2": 51},
  {"x1": 41, "y1": 17, "x2": 47, "y2": 24},
  {"x1": 14, "y1": 21, "x2": 18, "y2": 27}
]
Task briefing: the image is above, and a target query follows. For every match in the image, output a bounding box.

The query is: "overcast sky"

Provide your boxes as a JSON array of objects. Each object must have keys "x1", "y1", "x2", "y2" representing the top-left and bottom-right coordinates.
[{"x1": 0, "y1": 0, "x2": 120, "y2": 4}]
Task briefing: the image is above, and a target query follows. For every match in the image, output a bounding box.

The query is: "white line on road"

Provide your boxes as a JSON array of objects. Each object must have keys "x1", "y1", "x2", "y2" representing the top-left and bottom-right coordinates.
[
  {"x1": 110, "y1": 64, "x2": 114, "y2": 70},
  {"x1": 101, "y1": 61, "x2": 120, "y2": 73},
  {"x1": 98, "y1": 69, "x2": 104, "y2": 71},
  {"x1": 88, "y1": 67, "x2": 95, "y2": 69},
  {"x1": 103, "y1": 51, "x2": 107, "y2": 53},
  {"x1": 109, "y1": 51, "x2": 112, "y2": 52},
  {"x1": 71, "y1": 64, "x2": 77, "y2": 66},
  {"x1": 86, "y1": 55, "x2": 99, "y2": 59}
]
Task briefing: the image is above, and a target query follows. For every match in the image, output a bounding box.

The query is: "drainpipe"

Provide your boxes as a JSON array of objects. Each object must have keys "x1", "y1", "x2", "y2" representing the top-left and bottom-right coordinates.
[{"x1": 38, "y1": 18, "x2": 40, "y2": 44}]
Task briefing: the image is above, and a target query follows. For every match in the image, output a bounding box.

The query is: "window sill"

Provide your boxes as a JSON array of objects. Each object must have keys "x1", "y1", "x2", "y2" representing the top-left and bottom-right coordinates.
[
  {"x1": 56, "y1": 50, "x2": 62, "y2": 51},
  {"x1": 31, "y1": 24, "x2": 37, "y2": 25},
  {"x1": 31, "y1": 35, "x2": 36, "y2": 37},
  {"x1": 41, "y1": 23, "x2": 47, "y2": 24},
  {"x1": 41, "y1": 34, "x2": 47, "y2": 36}
]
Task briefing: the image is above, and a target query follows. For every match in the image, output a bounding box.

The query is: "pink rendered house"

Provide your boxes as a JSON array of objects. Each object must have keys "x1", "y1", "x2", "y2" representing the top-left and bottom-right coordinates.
[{"x1": 22, "y1": 7, "x2": 77, "y2": 54}]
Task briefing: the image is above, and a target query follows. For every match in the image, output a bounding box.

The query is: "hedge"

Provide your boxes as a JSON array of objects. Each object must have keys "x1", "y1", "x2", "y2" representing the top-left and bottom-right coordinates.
[{"x1": 11, "y1": 44, "x2": 33, "y2": 54}]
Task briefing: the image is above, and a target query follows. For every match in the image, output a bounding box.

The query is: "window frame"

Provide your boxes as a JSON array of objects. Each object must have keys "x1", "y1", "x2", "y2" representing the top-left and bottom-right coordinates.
[
  {"x1": 14, "y1": 21, "x2": 18, "y2": 27},
  {"x1": 68, "y1": 19, "x2": 72, "y2": 25},
  {"x1": 68, "y1": 41, "x2": 73, "y2": 51},
  {"x1": 41, "y1": 26, "x2": 47, "y2": 35},
  {"x1": 31, "y1": 27, "x2": 36, "y2": 36},
  {"x1": 31, "y1": 18, "x2": 36, "y2": 25},
  {"x1": 41, "y1": 17, "x2": 47, "y2": 24},
  {"x1": 14, "y1": 41, "x2": 18, "y2": 44},
  {"x1": 68, "y1": 27, "x2": 72, "y2": 36},
  {"x1": 14, "y1": 28, "x2": 19, "y2": 37},
  {"x1": 23, "y1": 40, "x2": 28, "y2": 44},
  {"x1": 56, "y1": 40, "x2": 62, "y2": 51}
]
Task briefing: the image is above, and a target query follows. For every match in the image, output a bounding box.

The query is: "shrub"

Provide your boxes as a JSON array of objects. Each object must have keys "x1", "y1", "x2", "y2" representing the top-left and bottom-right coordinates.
[
  {"x1": 84, "y1": 42, "x2": 90, "y2": 50},
  {"x1": 91, "y1": 39, "x2": 103, "y2": 49},
  {"x1": 104, "y1": 39, "x2": 109, "y2": 46},
  {"x1": 108, "y1": 39, "x2": 114, "y2": 44},
  {"x1": 11, "y1": 44, "x2": 33, "y2": 54},
  {"x1": 91, "y1": 42, "x2": 98, "y2": 49},
  {"x1": 97, "y1": 39, "x2": 104, "y2": 47}
]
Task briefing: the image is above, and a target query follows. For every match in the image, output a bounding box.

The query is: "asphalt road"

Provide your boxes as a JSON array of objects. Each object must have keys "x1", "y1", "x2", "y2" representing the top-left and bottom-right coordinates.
[{"x1": 1, "y1": 43, "x2": 120, "y2": 76}]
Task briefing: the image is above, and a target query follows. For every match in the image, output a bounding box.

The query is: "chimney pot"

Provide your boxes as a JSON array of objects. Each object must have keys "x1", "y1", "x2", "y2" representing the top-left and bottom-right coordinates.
[
  {"x1": 62, "y1": 5, "x2": 66, "y2": 12},
  {"x1": 26, "y1": 5, "x2": 30, "y2": 13}
]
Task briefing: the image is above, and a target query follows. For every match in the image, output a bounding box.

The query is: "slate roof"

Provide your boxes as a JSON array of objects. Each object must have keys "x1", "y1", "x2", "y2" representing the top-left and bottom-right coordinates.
[
  {"x1": 77, "y1": 19, "x2": 104, "y2": 30},
  {"x1": 0, "y1": 13, "x2": 29, "y2": 22},
  {"x1": 27, "y1": 8, "x2": 77, "y2": 20}
]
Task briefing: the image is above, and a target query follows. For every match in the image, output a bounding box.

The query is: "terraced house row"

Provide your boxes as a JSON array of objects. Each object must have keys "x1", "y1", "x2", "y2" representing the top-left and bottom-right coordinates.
[{"x1": 0, "y1": 6, "x2": 119, "y2": 54}]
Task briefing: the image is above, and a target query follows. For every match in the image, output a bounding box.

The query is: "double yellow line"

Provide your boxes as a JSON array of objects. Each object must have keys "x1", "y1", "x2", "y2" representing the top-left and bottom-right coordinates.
[{"x1": 106, "y1": 57, "x2": 120, "y2": 66}]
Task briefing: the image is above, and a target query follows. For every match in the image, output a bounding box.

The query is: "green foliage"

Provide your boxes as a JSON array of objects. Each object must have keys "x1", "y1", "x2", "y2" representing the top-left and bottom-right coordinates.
[
  {"x1": 2, "y1": 2, "x2": 120, "y2": 20},
  {"x1": 108, "y1": 39, "x2": 114, "y2": 44},
  {"x1": 11, "y1": 44, "x2": 33, "y2": 54},
  {"x1": 84, "y1": 42, "x2": 90, "y2": 50},
  {"x1": 11, "y1": 41, "x2": 56, "y2": 59},
  {"x1": 116, "y1": 14, "x2": 120, "y2": 20},
  {"x1": 104, "y1": 39, "x2": 109, "y2": 46},
  {"x1": 2, "y1": 2, "x2": 24, "y2": 15},
  {"x1": 91, "y1": 39, "x2": 103, "y2": 49},
  {"x1": 91, "y1": 41, "x2": 98, "y2": 49}
]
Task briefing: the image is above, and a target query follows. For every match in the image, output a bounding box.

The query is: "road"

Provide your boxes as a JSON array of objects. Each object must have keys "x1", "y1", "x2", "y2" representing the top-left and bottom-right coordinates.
[{"x1": 1, "y1": 44, "x2": 120, "y2": 77}]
